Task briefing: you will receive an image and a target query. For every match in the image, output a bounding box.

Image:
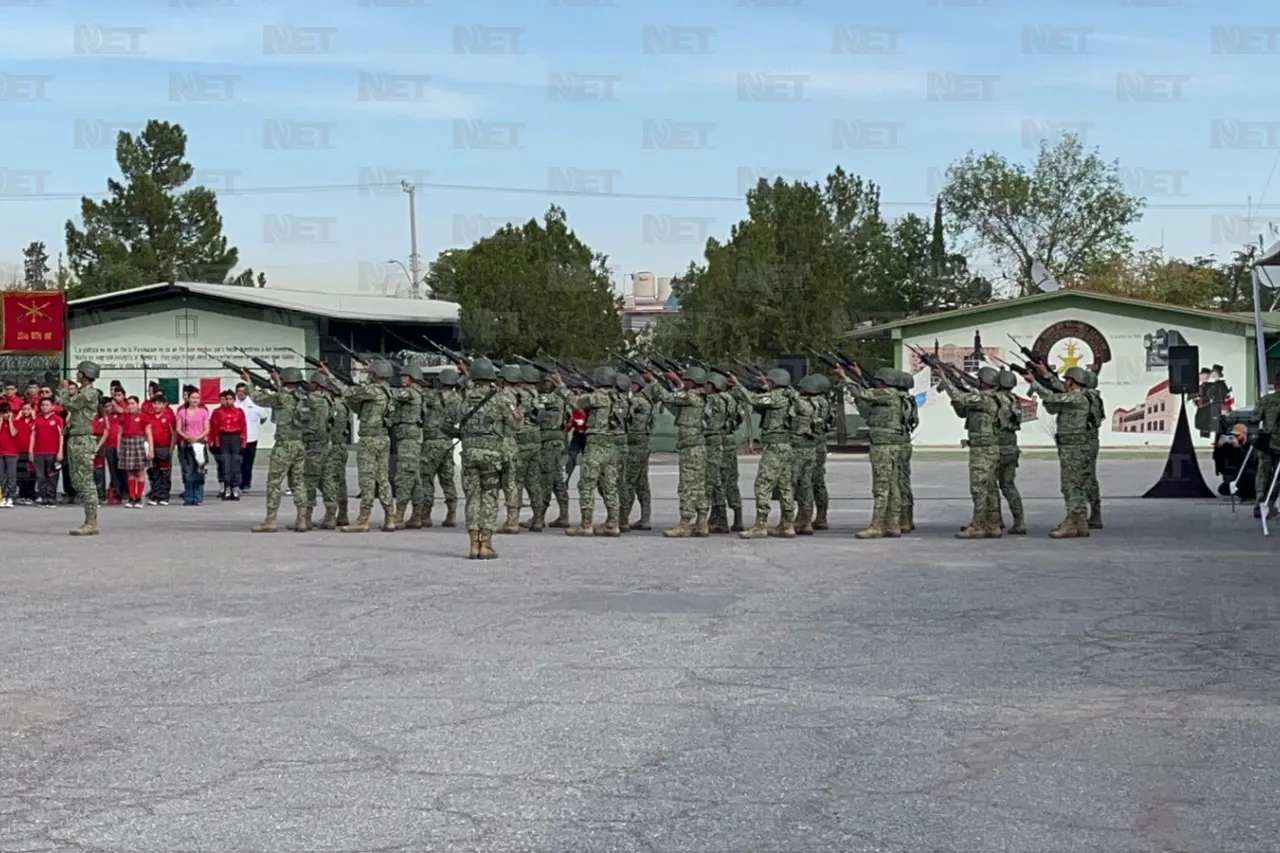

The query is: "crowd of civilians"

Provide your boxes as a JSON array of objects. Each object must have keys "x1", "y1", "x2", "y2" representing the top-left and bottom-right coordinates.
[{"x1": 0, "y1": 379, "x2": 268, "y2": 509}]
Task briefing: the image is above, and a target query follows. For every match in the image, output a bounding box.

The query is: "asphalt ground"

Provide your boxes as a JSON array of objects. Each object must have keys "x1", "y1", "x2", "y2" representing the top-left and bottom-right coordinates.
[{"x1": 3, "y1": 455, "x2": 1279, "y2": 852}]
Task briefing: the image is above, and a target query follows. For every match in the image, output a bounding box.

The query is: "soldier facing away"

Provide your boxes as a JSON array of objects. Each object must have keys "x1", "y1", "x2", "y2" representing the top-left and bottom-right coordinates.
[
  {"x1": 894, "y1": 370, "x2": 918, "y2": 533},
  {"x1": 702, "y1": 374, "x2": 729, "y2": 533},
  {"x1": 316, "y1": 374, "x2": 351, "y2": 530},
  {"x1": 993, "y1": 369, "x2": 1026, "y2": 534},
  {"x1": 1080, "y1": 369, "x2": 1106, "y2": 529},
  {"x1": 56, "y1": 361, "x2": 104, "y2": 536},
  {"x1": 729, "y1": 368, "x2": 798, "y2": 539},
  {"x1": 457, "y1": 358, "x2": 516, "y2": 559},
  {"x1": 413, "y1": 368, "x2": 460, "y2": 528},
  {"x1": 390, "y1": 364, "x2": 424, "y2": 528},
  {"x1": 791, "y1": 374, "x2": 822, "y2": 535},
  {"x1": 323, "y1": 359, "x2": 396, "y2": 532},
  {"x1": 940, "y1": 366, "x2": 1001, "y2": 539},
  {"x1": 502, "y1": 365, "x2": 543, "y2": 534},
  {"x1": 834, "y1": 365, "x2": 904, "y2": 539},
  {"x1": 809, "y1": 373, "x2": 834, "y2": 532},
  {"x1": 241, "y1": 366, "x2": 309, "y2": 533},
  {"x1": 496, "y1": 365, "x2": 525, "y2": 532},
  {"x1": 532, "y1": 370, "x2": 571, "y2": 529},
  {"x1": 646, "y1": 366, "x2": 709, "y2": 537},
  {"x1": 550, "y1": 366, "x2": 622, "y2": 537},
  {"x1": 1027, "y1": 364, "x2": 1092, "y2": 538},
  {"x1": 290, "y1": 371, "x2": 332, "y2": 532},
  {"x1": 618, "y1": 372, "x2": 654, "y2": 532}
]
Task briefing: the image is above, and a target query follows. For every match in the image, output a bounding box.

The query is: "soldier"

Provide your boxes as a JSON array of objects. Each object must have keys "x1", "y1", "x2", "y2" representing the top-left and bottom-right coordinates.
[
  {"x1": 458, "y1": 358, "x2": 516, "y2": 559},
  {"x1": 619, "y1": 372, "x2": 654, "y2": 532},
  {"x1": 1080, "y1": 369, "x2": 1106, "y2": 529},
  {"x1": 938, "y1": 366, "x2": 1001, "y2": 539},
  {"x1": 810, "y1": 373, "x2": 833, "y2": 532},
  {"x1": 416, "y1": 368, "x2": 460, "y2": 528},
  {"x1": 1255, "y1": 372, "x2": 1280, "y2": 518},
  {"x1": 729, "y1": 368, "x2": 798, "y2": 539},
  {"x1": 646, "y1": 366, "x2": 709, "y2": 537},
  {"x1": 496, "y1": 364, "x2": 524, "y2": 532},
  {"x1": 501, "y1": 365, "x2": 542, "y2": 534},
  {"x1": 316, "y1": 375, "x2": 351, "y2": 530},
  {"x1": 291, "y1": 371, "x2": 333, "y2": 532},
  {"x1": 895, "y1": 371, "x2": 918, "y2": 533},
  {"x1": 390, "y1": 364, "x2": 424, "y2": 527},
  {"x1": 833, "y1": 366, "x2": 904, "y2": 539},
  {"x1": 550, "y1": 366, "x2": 621, "y2": 536},
  {"x1": 791, "y1": 375, "x2": 822, "y2": 535},
  {"x1": 1028, "y1": 364, "x2": 1092, "y2": 538},
  {"x1": 322, "y1": 360, "x2": 396, "y2": 532},
  {"x1": 702, "y1": 374, "x2": 729, "y2": 533},
  {"x1": 993, "y1": 369, "x2": 1026, "y2": 535},
  {"x1": 240, "y1": 366, "x2": 308, "y2": 533},
  {"x1": 55, "y1": 361, "x2": 104, "y2": 536},
  {"x1": 719, "y1": 374, "x2": 746, "y2": 532},
  {"x1": 530, "y1": 370, "x2": 570, "y2": 530}
]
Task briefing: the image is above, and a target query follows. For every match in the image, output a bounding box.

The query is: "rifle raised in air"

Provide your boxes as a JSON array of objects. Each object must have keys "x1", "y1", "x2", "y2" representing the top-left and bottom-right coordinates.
[{"x1": 203, "y1": 351, "x2": 275, "y2": 391}]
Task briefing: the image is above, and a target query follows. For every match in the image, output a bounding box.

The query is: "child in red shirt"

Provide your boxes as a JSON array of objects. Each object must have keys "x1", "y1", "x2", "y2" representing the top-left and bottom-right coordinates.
[
  {"x1": 29, "y1": 398, "x2": 63, "y2": 507},
  {"x1": 0, "y1": 402, "x2": 17, "y2": 507},
  {"x1": 114, "y1": 397, "x2": 154, "y2": 508},
  {"x1": 209, "y1": 390, "x2": 248, "y2": 499},
  {"x1": 14, "y1": 401, "x2": 35, "y2": 504},
  {"x1": 144, "y1": 393, "x2": 177, "y2": 505}
]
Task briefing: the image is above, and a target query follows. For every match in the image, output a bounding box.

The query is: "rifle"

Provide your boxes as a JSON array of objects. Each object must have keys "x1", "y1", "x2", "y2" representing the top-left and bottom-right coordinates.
[
  {"x1": 426, "y1": 338, "x2": 472, "y2": 367},
  {"x1": 610, "y1": 350, "x2": 650, "y2": 377},
  {"x1": 990, "y1": 352, "x2": 1058, "y2": 389},
  {"x1": 234, "y1": 347, "x2": 279, "y2": 377},
  {"x1": 202, "y1": 350, "x2": 275, "y2": 391},
  {"x1": 1008, "y1": 334, "x2": 1057, "y2": 375},
  {"x1": 286, "y1": 346, "x2": 353, "y2": 385},
  {"x1": 908, "y1": 344, "x2": 977, "y2": 391}
]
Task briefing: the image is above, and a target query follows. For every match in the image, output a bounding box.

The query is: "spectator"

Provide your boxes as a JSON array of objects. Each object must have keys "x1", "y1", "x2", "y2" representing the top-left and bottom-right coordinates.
[
  {"x1": 210, "y1": 390, "x2": 248, "y2": 500},
  {"x1": 176, "y1": 387, "x2": 210, "y2": 506},
  {"x1": 145, "y1": 391, "x2": 176, "y2": 506},
  {"x1": 23, "y1": 381, "x2": 38, "y2": 410},
  {"x1": 14, "y1": 400, "x2": 35, "y2": 504},
  {"x1": 234, "y1": 382, "x2": 268, "y2": 491},
  {"x1": 29, "y1": 397, "x2": 63, "y2": 508},
  {"x1": 97, "y1": 399, "x2": 125, "y2": 504},
  {"x1": 3, "y1": 383, "x2": 20, "y2": 415},
  {"x1": 40, "y1": 385, "x2": 60, "y2": 417},
  {"x1": 0, "y1": 402, "x2": 16, "y2": 507},
  {"x1": 1216, "y1": 423, "x2": 1259, "y2": 501},
  {"x1": 92, "y1": 404, "x2": 109, "y2": 503},
  {"x1": 115, "y1": 396, "x2": 154, "y2": 509}
]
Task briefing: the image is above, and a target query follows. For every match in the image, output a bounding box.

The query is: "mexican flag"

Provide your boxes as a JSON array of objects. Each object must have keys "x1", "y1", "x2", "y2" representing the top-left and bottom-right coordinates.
[{"x1": 155, "y1": 377, "x2": 226, "y2": 406}]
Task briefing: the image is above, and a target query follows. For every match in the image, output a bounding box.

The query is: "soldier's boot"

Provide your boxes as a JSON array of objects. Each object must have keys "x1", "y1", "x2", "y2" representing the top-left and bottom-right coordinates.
[
  {"x1": 1088, "y1": 503, "x2": 1104, "y2": 529},
  {"x1": 566, "y1": 508, "x2": 594, "y2": 536},
  {"x1": 983, "y1": 511, "x2": 1003, "y2": 539},
  {"x1": 441, "y1": 500, "x2": 458, "y2": 528},
  {"x1": 1008, "y1": 513, "x2": 1028, "y2": 535},
  {"x1": 549, "y1": 501, "x2": 571, "y2": 528},
  {"x1": 529, "y1": 508, "x2": 547, "y2": 532},
  {"x1": 498, "y1": 506, "x2": 521, "y2": 534},
  {"x1": 730, "y1": 507, "x2": 745, "y2": 533},
  {"x1": 1048, "y1": 513, "x2": 1082, "y2": 539},
  {"x1": 902, "y1": 506, "x2": 915, "y2": 533},
  {"x1": 340, "y1": 507, "x2": 371, "y2": 533},
  {"x1": 633, "y1": 505, "x2": 651, "y2": 531},
  {"x1": 381, "y1": 504, "x2": 398, "y2": 532},
  {"x1": 399, "y1": 503, "x2": 412, "y2": 526},
  {"x1": 618, "y1": 512, "x2": 631, "y2": 533},
  {"x1": 955, "y1": 510, "x2": 986, "y2": 539},
  {"x1": 709, "y1": 507, "x2": 730, "y2": 534},
  {"x1": 478, "y1": 529, "x2": 499, "y2": 560},
  {"x1": 251, "y1": 510, "x2": 279, "y2": 534},
  {"x1": 597, "y1": 509, "x2": 622, "y2": 537},
  {"x1": 296, "y1": 508, "x2": 313, "y2": 533},
  {"x1": 467, "y1": 529, "x2": 481, "y2": 559},
  {"x1": 794, "y1": 507, "x2": 814, "y2": 536},
  {"x1": 693, "y1": 510, "x2": 710, "y2": 537},
  {"x1": 957, "y1": 514, "x2": 979, "y2": 533},
  {"x1": 317, "y1": 508, "x2": 338, "y2": 530},
  {"x1": 336, "y1": 506, "x2": 350, "y2": 528},
  {"x1": 421, "y1": 506, "x2": 433, "y2": 528},
  {"x1": 663, "y1": 518, "x2": 694, "y2": 538},
  {"x1": 403, "y1": 506, "x2": 424, "y2": 530},
  {"x1": 883, "y1": 512, "x2": 902, "y2": 538},
  {"x1": 1075, "y1": 511, "x2": 1091, "y2": 537},
  {"x1": 768, "y1": 510, "x2": 796, "y2": 539},
  {"x1": 69, "y1": 505, "x2": 99, "y2": 537},
  {"x1": 855, "y1": 511, "x2": 885, "y2": 540},
  {"x1": 812, "y1": 506, "x2": 828, "y2": 531}
]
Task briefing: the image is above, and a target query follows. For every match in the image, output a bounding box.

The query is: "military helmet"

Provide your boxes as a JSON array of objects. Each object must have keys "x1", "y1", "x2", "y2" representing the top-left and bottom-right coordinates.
[
  {"x1": 896, "y1": 370, "x2": 914, "y2": 391},
  {"x1": 589, "y1": 365, "x2": 613, "y2": 387},
  {"x1": 369, "y1": 360, "x2": 394, "y2": 379},
  {"x1": 798, "y1": 374, "x2": 820, "y2": 394},
  {"x1": 682, "y1": 366, "x2": 707, "y2": 384},
  {"x1": 630, "y1": 371, "x2": 645, "y2": 388},
  {"x1": 1081, "y1": 369, "x2": 1098, "y2": 389},
  {"x1": 766, "y1": 367, "x2": 791, "y2": 387},
  {"x1": 872, "y1": 366, "x2": 896, "y2": 386},
  {"x1": 76, "y1": 360, "x2": 100, "y2": 381},
  {"x1": 709, "y1": 373, "x2": 727, "y2": 392},
  {"x1": 613, "y1": 373, "x2": 631, "y2": 392},
  {"x1": 399, "y1": 363, "x2": 423, "y2": 382},
  {"x1": 279, "y1": 367, "x2": 305, "y2": 384},
  {"x1": 469, "y1": 358, "x2": 497, "y2": 381},
  {"x1": 308, "y1": 370, "x2": 327, "y2": 386},
  {"x1": 439, "y1": 367, "x2": 461, "y2": 386},
  {"x1": 499, "y1": 364, "x2": 522, "y2": 384},
  {"x1": 997, "y1": 369, "x2": 1018, "y2": 390},
  {"x1": 977, "y1": 366, "x2": 999, "y2": 387},
  {"x1": 1063, "y1": 366, "x2": 1088, "y2": 386},
  {"x1": 810, "y1": 374, "x2": 831, "y2": 393},
  {"x1": 520, "y1": 365, "x2": 540, "y2": 384}
]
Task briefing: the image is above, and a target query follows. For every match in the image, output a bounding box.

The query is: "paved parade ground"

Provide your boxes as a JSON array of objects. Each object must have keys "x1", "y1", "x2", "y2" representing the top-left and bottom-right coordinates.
[{"x1": 3, "y1": 456, "x2": 1279, "y2": 852}]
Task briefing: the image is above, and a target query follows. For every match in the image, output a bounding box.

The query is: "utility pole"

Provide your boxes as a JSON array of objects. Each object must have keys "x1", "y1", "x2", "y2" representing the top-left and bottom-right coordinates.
[{"x1": 401, "y1": 180, "x2": 421, "y2": 298}]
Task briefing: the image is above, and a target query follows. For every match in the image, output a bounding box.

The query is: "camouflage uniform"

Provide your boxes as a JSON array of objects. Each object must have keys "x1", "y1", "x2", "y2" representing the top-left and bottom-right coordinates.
[
  {"x1": 334, "y1": 361, "x2": 396, "y2": 532},
  {"x1": 533, "y1": 377, "x2": 570, "y2": 529},
  {"x1": 896, "y1": 372, "x2": 919, "y2": 532},
  {"x1": 1255, "y1": 388, "x2": 1280, "y2": 517},
  {"x1": 941, "y1": 368, "x2": 1001, "y2": 539},
  {"x1": 554, "y1": 366, "x2": 622, "y2": 536},
  {"x1": 458, "y1": 359, "x2": 517, "y2": 559},
  {"x1": 1035, "y1": 366, "x2": 1092, "y2": 538},
  {"x1": 810, "y1": 376, "x2": 833, "y2": 531},
  {"x1": 735, "y1": 368, "x2": 798, "y2": 539},
  {"x1": 498, "y1": 365, "x2": 523, "y2": 520},
  {"x1": 721, "y1": 387, "x2": 745, "y2": 532},
  {"x1": 993, "y1": 370, "x2": 1026, "y2": 534},
  {"x1": 841, "y1": 368, "x2": 906, "y2": 539},
  {"x1": 293, "y1": 376, "x2": 332, "y2": 532},
  {"x1": 317, "y1": 380, "x2": 351, "y2": 529},
  {"x1": 388, "y1": 366, "x2": 424, "y2": 526},
  {"x1": 790, "y1": 376, "x2": 822, "y2": 535},
  {"x1": 56, "y1": 362, "x2": 104, "y2": 536},
  {"x1": 619, "y1": 375, "x2": 654, "y2": 532},
  {"x1": 500, "y1": 367, "x2": 543, "y2": 534},
  {"x1": 651, "y1": 367, "x2": 709, "y2": 537},
  {"x1": 246, "y1": 370, "x2": 308, "y2": 533},
  {"x1": 702, "y1": 378, "x2": 729, "y2": 533},
  {"x1": 1081, "y1": 369, "x2": 1105, "y2": 529},
  {"x1": 415, "y1": 370, "x2": 460, "y2": 528}
]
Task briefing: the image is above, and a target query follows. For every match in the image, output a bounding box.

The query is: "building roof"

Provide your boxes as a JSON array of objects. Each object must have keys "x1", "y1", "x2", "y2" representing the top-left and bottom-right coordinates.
[
  {"x1": 68, "y1": 281, "x2": 460, "y2": 324},
  {"x1": 846, "y1": 288, "x2": 1280, "y2": 340}
]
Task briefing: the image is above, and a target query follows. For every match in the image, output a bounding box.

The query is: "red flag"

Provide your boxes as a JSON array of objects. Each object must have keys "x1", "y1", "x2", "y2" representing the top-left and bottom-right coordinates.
[
  {"x1": 199, "y1": 378, "x2": 222, "y2": 405},
  {"x1": 1, "y1": 291, "x2": 66, "y2": 352}
]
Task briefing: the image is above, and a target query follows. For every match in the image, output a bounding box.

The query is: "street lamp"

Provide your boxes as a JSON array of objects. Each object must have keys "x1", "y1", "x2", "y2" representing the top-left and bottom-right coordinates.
[{"x1": 387, "y1": 259, "x2": 412, "y2": 296}]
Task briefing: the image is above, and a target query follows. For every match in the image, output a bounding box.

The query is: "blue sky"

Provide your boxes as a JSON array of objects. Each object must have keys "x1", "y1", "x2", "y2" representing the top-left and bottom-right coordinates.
[{"x1": 1, "y1": 0, "x2": 1278, "y2": 295}]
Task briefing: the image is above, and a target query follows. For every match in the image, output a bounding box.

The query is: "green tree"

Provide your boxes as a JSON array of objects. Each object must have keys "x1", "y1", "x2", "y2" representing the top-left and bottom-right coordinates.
[
  {"x1": 940, "y1": 133, "x2": 1144, "y2": 294},
  {"x1": 435, "y1": 206, "x2": 622, "y2": 360},
  {"x1": 21, "y1": 241, "x2": 50, "y2": 289},
  {"x1": 64, "y1": 120, "x2": 247, "y2": 299}
]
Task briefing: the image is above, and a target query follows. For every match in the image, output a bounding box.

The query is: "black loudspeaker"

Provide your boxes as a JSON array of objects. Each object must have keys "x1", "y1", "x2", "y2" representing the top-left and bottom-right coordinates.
[
  {"x1": 1167, "y1": 345, "x2": 1199, "y2": 394},
  {"x1": 776, "y1": 354, "x2": 808, "y2": 386}
]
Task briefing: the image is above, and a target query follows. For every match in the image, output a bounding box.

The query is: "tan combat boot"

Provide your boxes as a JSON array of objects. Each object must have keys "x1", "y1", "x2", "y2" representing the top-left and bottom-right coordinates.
[
  {"x1": 708, "y1": 507, "x2": 729, "y2": 534},
  {"x1": 467, "y1": 529, "x2": 481, "y2": 559},
  {"x1": 883, "y1": 512, "x2": 902, "y2": 538},
  {"x1": 957, "y1": 514, "x2": 979, "y2": 533},
  {"x1": 252, "y1": 510, "x2": 279, "y2": 533},
  {"x1": 1008, "y1": 513, "x2": 1027, "y2": 535},
  {"x1": 984, "y1": 511, "x2": 1003, "y2": 539},
  {"x1": 549, "y1": 501, "x2": 571, "y2": 528},
  {"x1": 901, "y1": 506, "x2": 914, "y2": 533},
  {"x1": 421, "y1": 506, "x2": 433, "y2": 528},
  {"x1": 297, "y1": 508, "x2": 313, "y2": 533},
  {"x1": 529, "y1": 508, "x2": 546, "y2": 532},
  {"x1": 403, "y1": 505, "x2": 423, "y2": 529},
  {"x1": 955, "y1": 509, "x2": 985, "y2": 539},
  {"x1": 1075, "y1": 511, "x2": 1091, "y2": 537},
  {"x1": 693, "y1": 509, "x2": 710, "y2": 537},
  {"x1": 618, "y1": 514, "x2": 631, "y2": 533},
  {"x1": 381, "y1": 504, "x2": 397, "y2": 532},
  {"x1": 855, "y1": 511, "x2": 885, "y2": 540},
  {"x1": 740, "y1": 510, "x2": 770, "y2": 539},
  {"x1": 664, "y1": 518, "x2": 694, "y2": 538},
  {"x1": 498, "y1": 507, "x2": 521, "y2": 534},
  {"x1": 812, "y1": 506, "x2": 828, "y2": 531},
  {"x1": 633, "y1": 505, "x2": 651, "y2": 531},
  {"x1": 69, "y1": 506, "x2": 99, "y2": 537},
  {"x1": 441, "y1": 499, "x2": 457, "y2": 527},
  {"x1": 317, "y1": 508, "x2": 337, "y2": 530},
  {"x1": 730, "y1": 507, "x2": 744, "y2": 532},
  {"x1": 1087, "y1": 503, "x2": 1103, "y2": 529},
  {"x1": 340, "y1": 507, "x2": 371, "y2": 533},
  {"x1": 565, "y1": 508, "x2": 594, "y2": 536},
  {"x1": 1048, "y1": 513, "x2": 1081, "y2": 539},
  {"x1": 794, "y1": 507, "x2": 813, "y2": 536},
  {"x1": 597, "y1": 509, "x2": 622, "y2": 537},
  {"x1": 335, "y1": 506, "x2": 350, "y2": 528},
  {"x1": 477, "y1": 529, "x2": 499, "y2": 559},
  {"x1": 769, "y1": 510, "x2": 796, "y2": 539}
]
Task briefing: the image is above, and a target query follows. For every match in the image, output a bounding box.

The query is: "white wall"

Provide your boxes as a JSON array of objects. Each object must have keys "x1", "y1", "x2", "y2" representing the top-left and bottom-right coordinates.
[
  {"x1": 900, "y1": 306, "x2": 1247, "y2": 448},
  {"x1": 69, "y1": 307, "x2": 306, "y2": 449}
]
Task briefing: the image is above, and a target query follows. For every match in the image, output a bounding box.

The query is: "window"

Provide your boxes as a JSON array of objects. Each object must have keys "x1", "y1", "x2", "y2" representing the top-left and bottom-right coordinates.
[{"x1": 175, "y1": 314, "x2": 197, "y2": 338}]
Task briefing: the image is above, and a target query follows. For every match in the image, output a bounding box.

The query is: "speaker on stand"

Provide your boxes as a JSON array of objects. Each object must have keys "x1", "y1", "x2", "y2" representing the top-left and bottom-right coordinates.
[{"x1": 1142, "y1": 344, "x2": 1214, "y2": 498}]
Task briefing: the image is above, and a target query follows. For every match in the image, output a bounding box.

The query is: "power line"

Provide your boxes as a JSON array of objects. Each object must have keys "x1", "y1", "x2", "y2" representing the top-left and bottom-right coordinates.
[{"x1": 0, "y1": 180, "x2": 1277, "y2": 211}]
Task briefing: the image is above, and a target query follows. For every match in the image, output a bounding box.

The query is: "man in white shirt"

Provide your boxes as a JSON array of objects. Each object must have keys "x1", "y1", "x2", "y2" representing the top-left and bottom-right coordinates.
[{"x1": 234, "y1": 383, "x2": 270, "y2": 491}]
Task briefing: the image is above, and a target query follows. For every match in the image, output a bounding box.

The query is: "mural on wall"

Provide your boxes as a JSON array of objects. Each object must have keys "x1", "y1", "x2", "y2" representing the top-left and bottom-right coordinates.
[
  {"x1": 1142, "y1": 328, "x2": 1191, "y2": 371},
  {"x1": 906, "y1": 330, "x2": 1040, "y2": 423}
]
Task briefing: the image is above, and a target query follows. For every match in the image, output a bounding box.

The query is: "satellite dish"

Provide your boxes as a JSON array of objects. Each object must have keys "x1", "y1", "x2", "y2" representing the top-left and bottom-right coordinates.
[{"x1": 1030, "y1": 260, "x2": 1060, "y2": 293}]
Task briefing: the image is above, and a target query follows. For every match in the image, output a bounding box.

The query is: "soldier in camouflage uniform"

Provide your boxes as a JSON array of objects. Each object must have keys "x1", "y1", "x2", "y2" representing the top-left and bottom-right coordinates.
[
  {"x1": 619, "y1": 372, "x2": 654, "y2": 532},
  {"x1": 834, "y1": 366, "x2": 905, "y2": 539},
  {"x1": 291, "y1": 372, "x2": 333, "y2": 532},
  {"x1": 550, "y1": 366, "x2": 622, "y2": 536},
  {"x1": 702, "y1": 375, "x2": 729, "y2": 533},
  {"x1": 495, "y1": 365, "x2": 523, "y2": 530},
  {"x1": 415, "y1": 368, "x2": 460, "y2": 528},
  {"x1": 459, "y1": 358, "x2": 516, "y2": 559},
  {"x1": 939, "y1": 366, "x2": 1001, "y2": 539},
  {"x1": 791, "y1": 375, "x2": 822, "y2": 535},
  {"x1": 1029, "y1": 364, "x2": 1092, "y2": 538},
  {"x1": 316, "y1": 376, "x2": 351, "y2": 529},
  {"x1": 242, "y1": 367, "x2": 308, "y2": 533},
  {"x1": 323, "y1": 360, "x2": 396, "y2": 532},
  {"x1": 1080, "y1": 369, "x2": 1105, "y2": 529},
  {"x1": 730, "y1": 368, "x2": 798, "y2": 539},
  {"x1": 718, "y1": 377, "x2": 745, "y2": 532},
  {"x1": 390, "y1": 364, "x2": 424, "y2": 527},
  {"x1": 992, "y1": 369, "x2": 1026, "y2": 535},
  {"x1": 499, "y1": 366, "x2": 542, "y2": 534},
  {"x1": 56, "y1": 361, "x2": 104, "y2": 536},
  {"x1": 529, "y1": 371, "x2": 570, "y2": 530},
  {"x1": 810, "y1": 373, "x2": 833, "y2": 532},
  {"x1": 1254, "y1": 373, "x2": 1280, "y2": 518},
  {"x1": 895, "y1": 370, "x2": 919, "y2": 533},
  {"x1": 648, "y1": 366, "x2": 709, "y2": 537}
]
